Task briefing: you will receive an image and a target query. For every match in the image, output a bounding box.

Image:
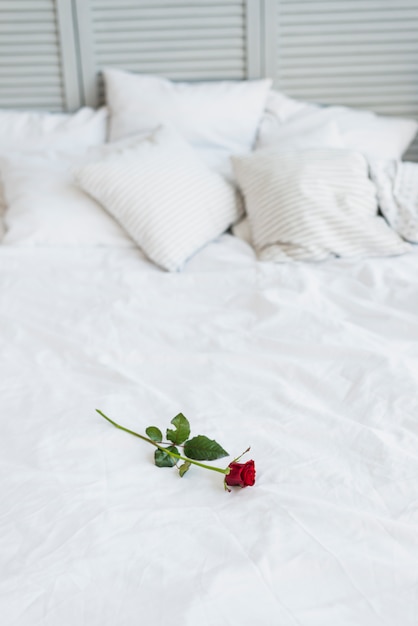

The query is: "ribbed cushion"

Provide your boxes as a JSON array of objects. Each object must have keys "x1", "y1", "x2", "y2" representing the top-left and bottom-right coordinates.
[
  {"x1": 74, "y1": 126, "x2": 241, "y2": 271},
  {"x1": 232, "y1": 149, "x2": 410, "y2": 262}
]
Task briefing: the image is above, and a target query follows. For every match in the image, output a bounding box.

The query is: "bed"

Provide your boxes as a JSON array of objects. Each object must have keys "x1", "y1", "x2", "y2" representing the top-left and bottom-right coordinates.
[
  {"x1": 2, "y1": 233, "x2": 418, "y2": 625},
  {"x1": 1, "y1": 30, "x2": 418, "y2": 626}
]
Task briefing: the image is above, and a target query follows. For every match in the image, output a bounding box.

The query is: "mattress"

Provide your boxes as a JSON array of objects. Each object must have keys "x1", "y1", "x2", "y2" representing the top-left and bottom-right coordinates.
[{"x1": 1, "y1": 235, "x2": 418, "y2": 625}]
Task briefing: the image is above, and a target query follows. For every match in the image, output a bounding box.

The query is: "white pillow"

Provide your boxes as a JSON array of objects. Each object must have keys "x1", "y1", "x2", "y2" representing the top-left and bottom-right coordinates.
[
  {"x1": 257, "y1": 90, "x2": 418, "y2": 160},
  {"x1": 232, "y1": 149, "x2": 410, "y2": 262},
  {"x1": 104, "y1": 68, "x2": 271, "y2": 155},
  {"x1": 0, "y1": 107, "x2": 107, "y2": 153},
  {"x1": 0, "y1": 151, "x2": 133, "y2": 247},
  {"x1": 0, "y1": 107, "x2": 108, "y2": 240},
  {"x1": 259, "y1": 120, "x2": 344, "y2": 153},
  {"x1": 74, "y1": 126, "x2": 241, "y2": 271},
  {"x1": 259, "y1": 90, "x2": 319, "y2": 125}
]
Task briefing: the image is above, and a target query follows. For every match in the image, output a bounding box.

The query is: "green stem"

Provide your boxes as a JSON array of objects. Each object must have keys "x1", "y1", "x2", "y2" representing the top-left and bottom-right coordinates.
[
  {"x1": 232, "y1": 446, "x2": 251, "y2": 463},
  {"x1": 96, "y1": 410, "x2": 230, "y2": 475}
]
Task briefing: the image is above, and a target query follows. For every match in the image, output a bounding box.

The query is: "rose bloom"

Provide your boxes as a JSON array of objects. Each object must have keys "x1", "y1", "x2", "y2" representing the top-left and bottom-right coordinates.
[{"x1": 225, "y1": 460, "x2": 256, "y2": 488}]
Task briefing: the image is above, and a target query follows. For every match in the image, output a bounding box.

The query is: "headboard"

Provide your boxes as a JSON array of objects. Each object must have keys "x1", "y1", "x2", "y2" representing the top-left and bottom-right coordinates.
[{"x1": 1, "y1": 0, "x2": 417, "y2": 160}]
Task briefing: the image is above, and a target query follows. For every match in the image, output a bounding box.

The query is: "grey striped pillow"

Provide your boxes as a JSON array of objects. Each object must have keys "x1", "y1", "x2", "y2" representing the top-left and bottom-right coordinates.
[
  {"x1": 74, "y1": 126, "x2": 241, "y2": 271},
  {"x1": 232, "y1": 149, "x2": 410, "y2": 262}
]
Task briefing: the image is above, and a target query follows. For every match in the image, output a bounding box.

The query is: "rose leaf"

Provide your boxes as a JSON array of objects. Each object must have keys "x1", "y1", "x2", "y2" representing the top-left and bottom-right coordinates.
[
  {"x1": 179, "y1": 461, "x2": 191, "y2": 477},
  {"x1": 184, "y1": 436, "x2": 228, "y2": 461},
  {"x1": 146, "y1": 426, "x2": 163, "y2": 442},
  {"x1": 154, "y1": 446, "x2": 179, "y2": 468},
  {"x1": 166, "y1": 413, "x2": 191, "y2": 445}
]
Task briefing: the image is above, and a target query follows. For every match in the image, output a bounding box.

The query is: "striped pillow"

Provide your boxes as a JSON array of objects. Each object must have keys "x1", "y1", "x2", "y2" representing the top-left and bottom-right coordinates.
[
  {"x1": 232, "y1": 149, "x2": 410, "y2": 262},
  {"x1": 74, "y1": 126, "x2": 241, "y2": 271}
]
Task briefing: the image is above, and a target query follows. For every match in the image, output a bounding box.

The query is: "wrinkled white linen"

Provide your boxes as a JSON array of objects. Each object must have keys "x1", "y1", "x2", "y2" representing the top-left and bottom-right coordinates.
[
  {"x1": 370, "y1": 159, "x2": 418, "y2": 243},
  {"x1": 1, "y1": 236, "x2": 418, "y2": 626}
]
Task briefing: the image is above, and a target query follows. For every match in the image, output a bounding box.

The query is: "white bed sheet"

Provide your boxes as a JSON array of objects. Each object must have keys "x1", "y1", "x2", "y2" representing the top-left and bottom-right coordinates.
[{"x1": 1, "y1": 235, "x2": 418, "y2": 626}]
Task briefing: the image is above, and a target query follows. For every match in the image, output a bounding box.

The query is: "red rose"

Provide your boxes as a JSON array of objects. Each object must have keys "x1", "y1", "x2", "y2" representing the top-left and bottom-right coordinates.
[{"x1": 225, "y1": 460, "x2": 256, "y2": 488}]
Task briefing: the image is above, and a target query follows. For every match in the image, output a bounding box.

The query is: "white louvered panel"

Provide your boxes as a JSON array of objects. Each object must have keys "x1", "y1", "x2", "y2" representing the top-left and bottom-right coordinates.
[
  {"x1": 77, "y1": 0, "x2": 255, "y2": 107},
  {"x1": 0, "y1": 0, "x2": 68, "y2": 110},
  {"x1": 275, "y1": 0, "x2": 418, "y2": 160},
  {"x1": 92, "y1": 0, "x2": 246, "y2": 80}
]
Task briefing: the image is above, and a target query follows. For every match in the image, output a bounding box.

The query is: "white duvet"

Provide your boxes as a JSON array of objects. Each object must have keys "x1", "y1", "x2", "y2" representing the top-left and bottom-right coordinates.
[{"x1": 1, "y1": 236, "x2": 418, "y2": 626}]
